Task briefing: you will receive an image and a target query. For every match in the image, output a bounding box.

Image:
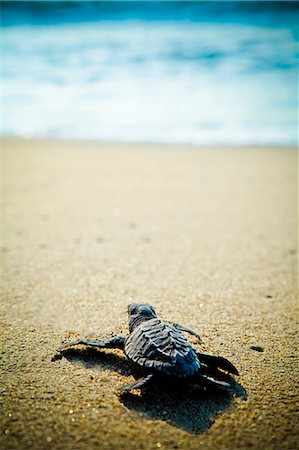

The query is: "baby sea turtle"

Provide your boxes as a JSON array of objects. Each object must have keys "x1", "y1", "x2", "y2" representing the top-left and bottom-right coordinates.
[{"x1": 58, "y1": 303, "x2": 239, "y2": 391}]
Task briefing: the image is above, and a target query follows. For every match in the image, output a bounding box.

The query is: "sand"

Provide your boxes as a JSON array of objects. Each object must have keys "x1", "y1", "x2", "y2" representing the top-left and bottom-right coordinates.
[{"x1": 1, "y1": 138, "x2": 298, "y2": 450}]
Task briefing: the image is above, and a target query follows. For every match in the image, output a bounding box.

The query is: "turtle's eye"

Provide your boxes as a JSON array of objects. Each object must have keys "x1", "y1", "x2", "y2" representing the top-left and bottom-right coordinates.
[
  {"x1": 128, "y1": 303, "x2": 138, "y2": 315},
  {"x1": 150, "y1": 306, "x2": 156, "y2": 315}
]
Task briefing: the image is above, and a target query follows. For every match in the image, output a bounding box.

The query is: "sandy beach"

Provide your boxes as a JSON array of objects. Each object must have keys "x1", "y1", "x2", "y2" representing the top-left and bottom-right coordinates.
[{"x1": 1, "y1": 138, "x2": 298, "y2": 450}]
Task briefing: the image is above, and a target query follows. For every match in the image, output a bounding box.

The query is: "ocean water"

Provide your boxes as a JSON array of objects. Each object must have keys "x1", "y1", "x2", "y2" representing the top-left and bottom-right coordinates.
[{"x1": 1, "y1": 1, "x2": 298, "y2": 146}]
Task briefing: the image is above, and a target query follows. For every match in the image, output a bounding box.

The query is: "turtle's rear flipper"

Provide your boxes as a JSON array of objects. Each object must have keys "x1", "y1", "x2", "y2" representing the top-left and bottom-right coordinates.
[
  {"x1": 197, "y1": 373, "x2": 231, "y2": 390},
  {"x1": 58, "y1": 336, "x2": 125, "y2": 352},
  {"x1": 196, "y1": 352, "x2": 239, "y2": 375},
  {"x1": 117, "y1": 374, "x2": 155, "y2": 392}
]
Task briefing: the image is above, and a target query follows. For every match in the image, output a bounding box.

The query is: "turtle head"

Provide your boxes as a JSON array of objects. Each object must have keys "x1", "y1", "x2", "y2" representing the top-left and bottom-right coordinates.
[{"x1": 128, "y1": 303, "x2": 157, "y2": 332}]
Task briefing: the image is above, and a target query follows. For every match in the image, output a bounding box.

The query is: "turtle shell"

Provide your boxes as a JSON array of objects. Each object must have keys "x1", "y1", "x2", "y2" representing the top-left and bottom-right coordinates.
[{"x1": 124, "y1": 318, "x2": 200, "y2": 377}]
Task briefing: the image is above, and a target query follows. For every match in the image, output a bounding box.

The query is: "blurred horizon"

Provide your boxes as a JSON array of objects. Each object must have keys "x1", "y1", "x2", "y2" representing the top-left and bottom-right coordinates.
[{"x1": 2, "y1": 1, "x2": 298, "y2": 146}]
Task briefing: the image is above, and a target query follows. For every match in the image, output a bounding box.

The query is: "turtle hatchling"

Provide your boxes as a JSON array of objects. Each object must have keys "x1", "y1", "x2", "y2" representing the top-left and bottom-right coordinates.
[{"x1": 58, "y1": 303, "x2": 239, "y2": 391}]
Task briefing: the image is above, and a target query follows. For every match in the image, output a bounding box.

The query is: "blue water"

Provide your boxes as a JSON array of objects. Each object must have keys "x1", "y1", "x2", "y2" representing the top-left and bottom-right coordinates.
[{"x1": 1, "y1": 1, "x2": 298, "y2": 145}]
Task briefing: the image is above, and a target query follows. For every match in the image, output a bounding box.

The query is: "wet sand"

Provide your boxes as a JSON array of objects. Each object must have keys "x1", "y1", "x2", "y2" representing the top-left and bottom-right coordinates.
[{"x1": 1, "y1": 138, "x2": 298, "y2": 450}]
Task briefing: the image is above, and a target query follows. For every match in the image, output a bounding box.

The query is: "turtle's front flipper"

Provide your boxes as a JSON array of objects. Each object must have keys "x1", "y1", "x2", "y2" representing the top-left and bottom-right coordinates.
[
  {"x1": 169, "y1": 322, "x2": 202, "y2": 342},
  {"x1": 196, "y1": 352, "x2": 239, "y2": 375},
  {"x1": 58, "y1": 336, "x2": 125, "y2": 352},
  {"x1": 117, "y1": 374, "x2": 155, "y2": 392}
]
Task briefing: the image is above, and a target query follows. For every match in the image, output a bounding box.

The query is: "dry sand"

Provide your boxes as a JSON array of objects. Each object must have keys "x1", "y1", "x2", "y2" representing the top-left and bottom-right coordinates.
[{"x1": 1, "y1": 138, "x2": 298, "y2": 450}]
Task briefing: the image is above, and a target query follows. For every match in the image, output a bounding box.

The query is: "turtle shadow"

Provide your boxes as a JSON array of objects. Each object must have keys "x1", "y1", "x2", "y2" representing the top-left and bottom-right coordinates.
[
  {"x1": 54, "y1": 347, "x2": 131, "y2": 375},
  {"x1": 54, "y1": 347, "x2": 247, "y2": 434},
  {"x1": 119, "y1": 379, "x2": 246, "y2": 434}
]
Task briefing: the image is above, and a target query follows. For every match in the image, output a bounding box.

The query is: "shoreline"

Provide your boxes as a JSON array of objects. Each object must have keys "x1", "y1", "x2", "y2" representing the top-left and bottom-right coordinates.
[{"x1": 1, "y1": 136, "x2": 297, "y2": 151}]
